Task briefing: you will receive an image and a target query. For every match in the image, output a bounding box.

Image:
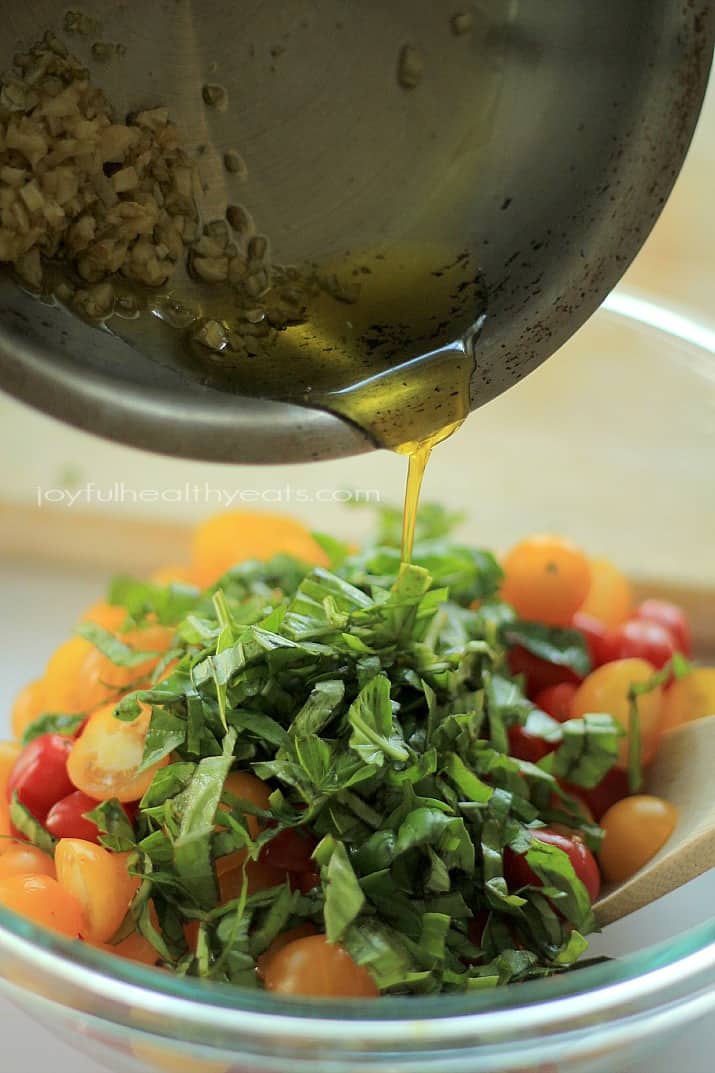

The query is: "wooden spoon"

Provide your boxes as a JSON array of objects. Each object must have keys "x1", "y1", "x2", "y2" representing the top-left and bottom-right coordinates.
[{"x1": 594, "y1": 714, "x2": 715, "y2": 925}]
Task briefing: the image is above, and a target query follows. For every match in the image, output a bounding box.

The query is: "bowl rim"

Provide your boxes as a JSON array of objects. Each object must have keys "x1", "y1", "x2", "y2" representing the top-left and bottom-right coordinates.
[{"x1": 0, "y1": 293, "x2": 713, "y2": 1056}]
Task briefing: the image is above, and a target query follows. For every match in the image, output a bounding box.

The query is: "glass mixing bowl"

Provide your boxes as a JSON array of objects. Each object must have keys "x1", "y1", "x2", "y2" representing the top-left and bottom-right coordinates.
[{"x1": 0, "y1": 294, "x2": 713, "y2": 1073}]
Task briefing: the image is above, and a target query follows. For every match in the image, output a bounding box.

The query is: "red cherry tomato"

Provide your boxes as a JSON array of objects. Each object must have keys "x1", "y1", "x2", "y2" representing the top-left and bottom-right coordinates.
[
  {"x1": 507, "y1": 646, "x2": 581, "y2": 698},
  {"x1": 533, "y1": 683, "x2": 578, "y2": 723},
  {"x1": 566, "y1": 767, "x2": 630, "y2": 821},
  {"x1": 507, "y1": 725, "x2": 557, "y2": 763},
  {"x1": 261, "y1": 828, "x2": 317, "y2": 873},
  {"x1": 468, "y1": 910, "x2": 489, "y2": 947},
  {"x1": 635, "y1": 599, "x2": 691, "y2": 657},
  {"x1": 602, "y1": 618, "x2": 677, "y2": 670},
  {"x1": 45, "y1": 791, "x2": 104, "y2": 843},
  {"x1": 6, "y1": 734, "x2": 75, "y2": 823},
  {"x1": 289, "y1": 870, "x2": 321, "y2": 894},
  {"x1": 504, "y1": 828, "x2": 601, "y2": 903},
  {"x1": 571, "y1": 611, "x2": 610, "y2": 667}
]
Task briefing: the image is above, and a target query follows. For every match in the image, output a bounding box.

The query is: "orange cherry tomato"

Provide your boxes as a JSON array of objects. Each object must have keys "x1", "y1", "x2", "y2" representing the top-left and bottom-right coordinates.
[
  {"x1": 44, "y1": 636, "x2": 93, "y2": 713},
  {"x1": 500, "y1": 535, "x2": 591, "y2": 627},
  {"x1": 262, "y1": 934, "x2": 379, "y2": 998},
  {"x1": 11, "y1": 679, "x2": 47, "y2": 740},
  {"x1": 578, "y1": 558, "x2": 632, "y2": 628},
  {"x1": 0, "y1": 741, "x2": 22, "y2": 798},
  {"x1": 660, "y1": 668, "x2": 715, "y2": 733},
  {"x1": 0, "y1": 873, "x2": 84, "y2": 937},
  {"x1": 91, "y1": 927, "x2": 159, "y2": 965},
  {"x1": 192, "y1": 511, "x2": 328, "y2": 589},
  {"x1": 0, "y1": 843, "x2": 56, "y2": 880},
  {"x1": 75, "y1": 624, "x2": 175, "y2": 713},
  {"x1": 221, "y1": 771, "x2": 272, "y2": 839},
  {"x1": 0, "y1": 797, "x2": 12, "y2": 849},
  {"x1": 67, "y1": 701, "x2": 168, "y2": 802},
  {"x1": 215, "y1": 771, "x2": 274, "y2": 882},
  {"x1": 81, "y1": 601, "x2": 128, "y2": 632},
  {"x1": 150, "y1": 565, "x2": 199, "y2": 586},
  {"x1": 55, "y1": 838, "x2": 140, "y2": 943},
  {"x1": 571, "y1": 658, "x2": 663, "y2": 768},
  {"x1": 598, "y1": 795, "x2": 677, "y2": 883},
  {"x1": 256, "y1": 923, "x2": 318, "y2": 979}
]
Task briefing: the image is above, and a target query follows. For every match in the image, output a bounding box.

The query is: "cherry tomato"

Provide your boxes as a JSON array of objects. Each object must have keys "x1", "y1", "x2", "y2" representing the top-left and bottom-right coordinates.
[
  {"x1": 0, "y1": 798, "x2": 11, "y2": 847},
  {"x1": 0, "y1": 873, "x2": 84, "y2": 937},
  {"x1": 256, "y1": 923, "x2": 318, "y2": 979},
  {"x1": 533, "y1": 684, "x2": 578, "y2": 723},
  {"x1": 11, "y1": 679, "x2": 47, "y2": 741},
  {"x1": 81, "y1": 602, "x2": 128, "y2": 632},
  {"x1": 91, "y1": 927, "x2": 159, "y2": 965},
  {"x1": 507, "y1": 725, "x2": 557, "y2": 763},
  {"x1": 500, "y1": 535, "x2": 591, "y2": 627},
  {"x1": 290, "y1": 870, "x2": 321, "y2": 894},
  {"x1": 467, "y1": 910, "x2": 489, "y2": 948},
  {"x1": 598, "y1": 795, "x2": 677, "y2": 883},
  {"x1": 76, "y1": 624, "x2": 174, "y2": 713},
  {"x1": 192, "y1": 511, "x2": 328, "y2": 589},
  {"x1": 0, "y1": 842, "x2": 56, "y2": 880},
  {"x1": 571, "y1": 658, "x2": 663, "y2": 768},
  {"x1": 221, "y1": 771, "x2": 272, "y2": 839},
  {"x1": 67, "y1": 701, "x2": 168, "y2": 802},
  {"x1": 660, "y1": 668, "x2": 715, "y2": 732},
  {"x1": 45, "y1": 790, "x2": 105, "y2": 843},
  {"x1": 262, "y1": 933, "x2": 379, "y2": 998},
  {"x1": 635, "y1": 599, "x2": 691, "y2": 657},
  {"x1": 150, "y1": 564, "x2": 199, "y2": 587},
  {"x1": 261, "y1": 828, "x2": 317, "y2": 873},
  {"x1": 55, "y1": 838, "x2": 140, "y2": 943},
  {"x1": 504, "y1": 828, "x2": 600, "y2": 903},
  {"x1": 507, "y1": 646, "x2": 581, "y2": 697},
  {"x1": 571, "y1": 611, "x2": 610, "y2": 667},
  {"x1": 7, "y1": 733, "x2": 74, "y2": 822},
  {"x1": 578, "y1": 558, "x2": 632, "y2": 628},
  {"x1": 218, "y1": 856, "x2": 286, "y2": 902},
  {"x1": 0, "y1": 741, "x2": 22, "y2": 800},
  {"x1": 567, "y1": 766, "x2": 630, "y2": 821},
  {"x1": 44, "y1": 636, "x2": 93, "y2": 713},
  {"x1": 600, "y1": 619, "x2": 677, "y2": 670}
]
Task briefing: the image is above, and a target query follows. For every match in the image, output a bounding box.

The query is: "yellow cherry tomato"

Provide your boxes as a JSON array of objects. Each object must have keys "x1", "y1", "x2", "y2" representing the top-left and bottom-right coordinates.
[
  {"x1": 578, "y1": 557, "x2": 632, "y2": 628},
  {"x1": 660, "y1": 668, "x2": 715, "y2": 733},
  {"x1": 192, "y1": 511, "x2": 328, "y2": 589},
  {"x1": 150, "y1": 564, "x2": 199, "y2": 586},
  {"x1": 0, "y1": 873, "x2": 84, "y2": 937},
  {"x1": 67, "y1": 701, "x2": 168, "y2": 802},
  {"x1": 599, "y1": 794, "x2": 677, "y2": 883},
  {"x1": 263, "y1": 934, "x2": 379, "y2": 998},
  {"x1": 44, "y1": 636, "x2": 93, "y2": 712},
  {"x1": 500, "y1": 535, "x2": 591, "y2": 626},
  {"x1": 81, "y1": 601, "x2": 128, "y2": 632},
  {"x1": 11, "y1": 679, "x2": 47, "y2": 740},
  {"x1": 75, "y1": 624, "x2": 174, "y2": 712},
  {"x1": 571, "y1": 658, "x2": 663, "y2": 768},
  {"x1": 0, "y1": 843, "x2": 56, "y2": 880},
  {"x1": 0, "y1": 740, "x2": 22, "y2": 799},
  {"x1": 55, "y1": 839, "x2": 140, "y2": 943}
]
